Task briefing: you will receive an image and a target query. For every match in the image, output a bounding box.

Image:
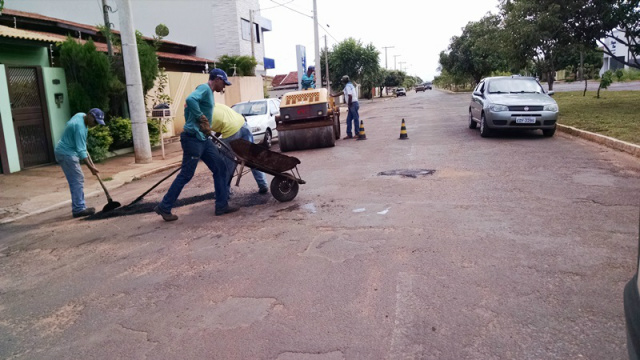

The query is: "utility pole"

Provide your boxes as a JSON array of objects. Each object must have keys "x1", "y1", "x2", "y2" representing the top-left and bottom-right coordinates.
[
  {"x1": 382, "y1": 46, "x2": 394, "y2": 69},
  {"x1": 117, "y1": 0, "x2": 152, "y2": 163},
  {"x1": 394, "y1": 55, "x2": 401, "y2": 70},
  {"x1": 249, "y1": 10, "x2": 255, "y2": 67},
  {"x1": 101, "y1": 0, "x2": 113, "y2": 56},
  {"x1": 399, "y1": 61, "x2": 406, "y2": 72},
  {"x1": 324, "y1": 35, "x2": 330, "y2": 90},
  {"x1": 312, "y1": 0, "x2": 322, "y2": 88}
]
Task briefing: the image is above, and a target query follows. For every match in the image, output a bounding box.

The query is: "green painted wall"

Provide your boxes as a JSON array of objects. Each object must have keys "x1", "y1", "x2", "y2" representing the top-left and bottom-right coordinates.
[
  {"x1": 0, "y1": 65, "x2": 21, "y2": 173},
  {"x1": 0, "y1": 43, "x2": 49, "y2": 68},
  {"x1": 42, "y1": 68, "x2": 71, "y2": 146}
]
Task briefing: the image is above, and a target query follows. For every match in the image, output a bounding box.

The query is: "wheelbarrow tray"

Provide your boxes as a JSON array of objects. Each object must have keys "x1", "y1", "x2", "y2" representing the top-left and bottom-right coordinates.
[{"x1": 229, "y1": 139, "x2": 301, "y2": 175}]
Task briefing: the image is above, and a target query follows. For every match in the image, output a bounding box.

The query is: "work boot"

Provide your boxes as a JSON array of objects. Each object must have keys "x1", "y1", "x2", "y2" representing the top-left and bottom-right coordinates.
[
  {"x1": 215, "y1": 205, "x2": 240, "y2": 216},
  {"x1": 343, "y1": 135, "x2": 353, "y2": 139},
  {"x1": 154, "y1": 205, "x2": 178, "y2": 221},
  {"x1": 73, "y1": 207, "x2": 95, "y2": 218},
  {"x1": 259, "y1": 186, "x2": 269, "y2": 194}
]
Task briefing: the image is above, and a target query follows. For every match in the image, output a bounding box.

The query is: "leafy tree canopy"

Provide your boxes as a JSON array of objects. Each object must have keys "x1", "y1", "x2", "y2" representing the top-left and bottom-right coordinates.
[{"x1": 216, "y1": 55, "x2": 258, "y2": 76}]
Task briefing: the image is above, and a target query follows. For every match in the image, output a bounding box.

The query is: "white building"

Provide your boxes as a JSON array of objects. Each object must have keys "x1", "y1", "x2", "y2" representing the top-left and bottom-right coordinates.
[
  {"x1": 5, "y1": 0, "x2": 274, "y2": 75},
  {"x1": 600, "y1": 29, "x2": 639, "y2": 76}
]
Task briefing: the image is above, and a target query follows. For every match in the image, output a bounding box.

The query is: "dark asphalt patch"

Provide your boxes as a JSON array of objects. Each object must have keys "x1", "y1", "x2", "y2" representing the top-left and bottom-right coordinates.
[
  {"x1": 378, "y1": 169, "x2": 436, "y2": 178},
  {"x1": 85, "y1": 190, "x2": 272, "y2": 221}
]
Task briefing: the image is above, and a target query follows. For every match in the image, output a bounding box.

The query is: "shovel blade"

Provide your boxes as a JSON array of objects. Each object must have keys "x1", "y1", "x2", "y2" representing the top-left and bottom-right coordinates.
[{"x1": 102, "y1": 201, "x2": 122, "y2": 213}]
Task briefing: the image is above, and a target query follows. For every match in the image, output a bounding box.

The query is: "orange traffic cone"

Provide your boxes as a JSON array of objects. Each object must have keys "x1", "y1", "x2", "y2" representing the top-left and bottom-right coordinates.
[
  {"x1": 357, "y1": 120, "x2": 367, "y2": 140},
  {"x1": 399, "y1": 118, "x2": 408, "y2": 140}
]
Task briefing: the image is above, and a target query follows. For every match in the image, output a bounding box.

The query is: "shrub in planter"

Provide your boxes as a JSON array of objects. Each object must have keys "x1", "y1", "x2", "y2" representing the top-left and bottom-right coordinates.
[
  {"x1": 107, "y1": 116, "x2": 133, "y2": 150},
  {"x1": 87, "y1": 125, "x2": 113, "y2": 162}
]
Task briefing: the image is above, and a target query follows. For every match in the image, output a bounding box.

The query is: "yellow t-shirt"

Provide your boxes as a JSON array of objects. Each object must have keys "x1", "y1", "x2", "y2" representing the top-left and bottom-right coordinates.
[{"x1": 212, "y1": 103, "x2": 245, "y2": 138}]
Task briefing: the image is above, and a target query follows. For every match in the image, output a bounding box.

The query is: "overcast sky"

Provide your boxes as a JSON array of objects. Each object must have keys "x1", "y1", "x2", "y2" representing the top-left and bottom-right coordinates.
[{"x1": 258, "y1": 0, "x2": 501, "y2": 81}]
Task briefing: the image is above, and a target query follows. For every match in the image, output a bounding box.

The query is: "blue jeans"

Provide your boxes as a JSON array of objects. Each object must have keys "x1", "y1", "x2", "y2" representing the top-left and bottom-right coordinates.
[
  {"x1": 346, "y1": 102, "x2": 360, "y2": 136},
  {"x1": 159, "y1": 132, "x2": 229, "y2": 213},
  {"x1": 221, "y1": 123, "x2": 268, "y2": 189},
  {"x1": 55, "y1": 153, "x2": 86, "y2": 214}
]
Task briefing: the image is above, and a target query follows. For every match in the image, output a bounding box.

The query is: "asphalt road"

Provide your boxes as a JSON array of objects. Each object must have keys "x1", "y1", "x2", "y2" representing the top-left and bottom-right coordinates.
[
  {"x1": 546, "y1": 79, "x2": 640, "y2": 92},
  {"x1": 2, "y1": 90, "x2": 640, "y2": 359}
]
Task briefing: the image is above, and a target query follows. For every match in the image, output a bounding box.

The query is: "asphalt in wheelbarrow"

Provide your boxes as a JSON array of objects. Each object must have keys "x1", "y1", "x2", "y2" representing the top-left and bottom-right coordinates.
[{"x1": 230, "y1": 139, "x2": 301, "y2": 174}]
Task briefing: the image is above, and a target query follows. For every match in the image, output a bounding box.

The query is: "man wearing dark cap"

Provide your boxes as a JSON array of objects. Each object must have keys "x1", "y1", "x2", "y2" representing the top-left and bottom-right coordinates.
[
  {"x1": 154, "y1": 68, "x2": 238, "y2": 221},
  {"x1": 54, "y1": 108, "x2": 105, "y2": 218}
]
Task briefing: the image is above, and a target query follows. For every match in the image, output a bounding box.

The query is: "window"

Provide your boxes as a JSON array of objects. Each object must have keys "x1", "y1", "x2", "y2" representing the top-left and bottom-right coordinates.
[{"x1": 241, "y1": 19, "x2": 261, "y2": 44}]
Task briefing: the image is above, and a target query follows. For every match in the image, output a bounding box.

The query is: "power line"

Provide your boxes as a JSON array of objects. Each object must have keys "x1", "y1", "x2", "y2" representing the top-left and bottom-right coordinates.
[
  {"x1": 268, "y1": 0, "x2": 312, "y2": 19},
  {"x1": 260, "y1": 0, "x2": 295, "y2": 11}
]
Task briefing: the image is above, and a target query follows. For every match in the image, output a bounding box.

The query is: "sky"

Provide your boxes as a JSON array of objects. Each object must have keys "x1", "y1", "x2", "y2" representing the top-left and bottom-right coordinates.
[{"x1": 258, "y1": 0, "x2": 501, "y2": 81}]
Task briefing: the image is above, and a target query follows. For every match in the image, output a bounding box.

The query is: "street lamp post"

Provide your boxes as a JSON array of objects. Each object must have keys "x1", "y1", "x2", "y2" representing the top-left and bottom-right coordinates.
[
  {"x1": 382, "y1": 46, "x2": 394, "y2": 69},
  {"x1": 394, "y1": 55, "x2": 401, "y2": 70}
]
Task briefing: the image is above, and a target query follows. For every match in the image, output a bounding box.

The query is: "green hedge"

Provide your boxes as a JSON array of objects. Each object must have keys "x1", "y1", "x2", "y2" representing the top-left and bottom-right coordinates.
[{"x1": 87, "y1": 125, "x2": 113, "y2": 162}]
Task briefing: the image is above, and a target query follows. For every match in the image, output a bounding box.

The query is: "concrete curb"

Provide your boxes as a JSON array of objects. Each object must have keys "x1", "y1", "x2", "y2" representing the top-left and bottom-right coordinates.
[
  {"x1": 0, "y1": 160, "x2": 182, "y2": 225},
  {"x1": 557, "y1": 124, "x2": 640, "y2": 158}
]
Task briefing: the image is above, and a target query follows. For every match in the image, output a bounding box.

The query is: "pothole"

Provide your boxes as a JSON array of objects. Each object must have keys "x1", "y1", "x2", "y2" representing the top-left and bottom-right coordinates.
[{"x1": 378, "y1": 169, "x2": 436, "y2": 178}]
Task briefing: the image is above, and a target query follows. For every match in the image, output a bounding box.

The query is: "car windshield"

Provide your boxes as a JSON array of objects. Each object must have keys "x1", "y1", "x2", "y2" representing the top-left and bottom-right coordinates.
[
  {"x1": 488, "y1": 79, "x2": 542, "y2": 94},
  {"x1": 398, "y1": 88, "x2": 405, "y2": 91},
  {"x1": 231, "y1": 101, "x2": 267, "y2": 116}
]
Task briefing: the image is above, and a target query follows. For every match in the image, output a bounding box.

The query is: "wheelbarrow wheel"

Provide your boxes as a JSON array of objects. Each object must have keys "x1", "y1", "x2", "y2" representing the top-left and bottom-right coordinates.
[{"x1": 270, "y1": 176, "x2": 299, "y2": 202}]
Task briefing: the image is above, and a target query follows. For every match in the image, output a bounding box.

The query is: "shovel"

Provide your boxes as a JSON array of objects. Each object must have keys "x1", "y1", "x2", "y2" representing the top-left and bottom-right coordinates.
[
  {"x1": 88, "y1": 155, "x2": 121, "y2": 212},
  {"x1": 124, "y1": 166, "x2": 181, "y2": 208}
]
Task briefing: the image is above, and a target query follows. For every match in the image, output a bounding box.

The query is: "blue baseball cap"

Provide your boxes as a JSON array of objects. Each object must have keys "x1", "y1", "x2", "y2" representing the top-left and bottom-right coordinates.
[
  {"x1": 209, "y1": 68, "x2": 232, "y2": 85},
  {"x1": 88, "y1": 108, "x2": 105, "y2": 125},
  {"x1": 308, "y1": 65, "x2": 315, "y2": 71}
]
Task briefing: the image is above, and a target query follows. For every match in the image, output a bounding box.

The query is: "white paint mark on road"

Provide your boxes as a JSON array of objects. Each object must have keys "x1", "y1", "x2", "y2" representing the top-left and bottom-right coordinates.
[
  {"x1": 377, "y1": 208, "x2": 390, "y2": 215},
  {"x1": 303, "y1": 203, "x2": 317, "y2": 214},
  {"x1": 353, "y1": 208, "x2": 366, "y2": 213}
]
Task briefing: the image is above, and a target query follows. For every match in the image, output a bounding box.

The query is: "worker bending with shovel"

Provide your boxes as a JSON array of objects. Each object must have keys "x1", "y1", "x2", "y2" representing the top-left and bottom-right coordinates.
[
  {"x1": 208, "y1": 103, "x2": 269, "y2": 194},
  {"x1": 154, "y1": 68, "x2": 237, "y2": 221}
]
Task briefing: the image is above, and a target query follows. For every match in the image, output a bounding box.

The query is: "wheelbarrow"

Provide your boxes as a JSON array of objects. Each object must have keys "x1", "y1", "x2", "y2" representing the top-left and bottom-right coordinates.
[{"x1": 211, "y1": 136, "x2": 305, "y2": 202}]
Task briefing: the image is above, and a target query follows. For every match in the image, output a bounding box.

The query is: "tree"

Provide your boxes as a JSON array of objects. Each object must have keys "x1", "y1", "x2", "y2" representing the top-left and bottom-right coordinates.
[
  {"x1": 325, "y1": 38, "x2": 381, "y2": 92},
  {"x1": 563, "y1": 0, "x2": 640, "y2": 70},
  {"x1": 216, "y1": 55, "x2": 258, "y2": 76},
  {"x1": 59, "y1": 37, "x2": 113, "y2": 114},
  {"x1": 501, "y1": 0, "x2": 577, "y2": 90}
]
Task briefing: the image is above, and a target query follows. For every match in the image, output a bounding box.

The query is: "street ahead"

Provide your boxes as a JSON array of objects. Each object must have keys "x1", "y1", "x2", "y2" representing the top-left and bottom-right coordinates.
[{"x1": 1, "y1": 89, "x2": 639, "y2": 359}]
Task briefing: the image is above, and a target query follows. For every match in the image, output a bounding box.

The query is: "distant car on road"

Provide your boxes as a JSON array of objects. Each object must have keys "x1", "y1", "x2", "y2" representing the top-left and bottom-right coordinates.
[
  {"x1": 468, "y1": 76, "x2": 558, "y2": 138},
  {"x1": 231, "y1": 99, "x2": 280, "y2": 148},
  {"x1": 396, "y1": 87, "x2": 406, "y2": 96},
  {"x1": 425, "y1": 82, "x2": 433, "y2": 90},
  {"x1": 415, "y1": 84, "x2": 426, "y2": 92}
]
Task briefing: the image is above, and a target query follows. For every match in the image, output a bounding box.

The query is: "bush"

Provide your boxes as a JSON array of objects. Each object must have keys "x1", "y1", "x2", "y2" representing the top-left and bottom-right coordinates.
[
  {"x1": 147, "y1": 118, "x2": 161, "y2": 146},
  {"x1": 107, "y1": 116, "x2": 133, "y2": 150},
  {"x1": 87, "y1": 125, "x2": 113, "y2": 162},
  {"x1": 615, "y1": 69, "x2": 624, "y2": 81}
]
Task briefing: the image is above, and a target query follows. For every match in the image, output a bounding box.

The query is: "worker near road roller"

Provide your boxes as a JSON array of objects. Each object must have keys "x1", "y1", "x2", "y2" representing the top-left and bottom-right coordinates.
[
  {"x1": 301, "y1": 65, "x2": 315, "y2": 90},
  {"x1": 331, "y1": 75, "x2": 359, "y2": 139}
]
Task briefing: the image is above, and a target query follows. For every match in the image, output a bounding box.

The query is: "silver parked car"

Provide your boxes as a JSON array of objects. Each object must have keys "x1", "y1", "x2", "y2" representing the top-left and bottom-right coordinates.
[
  {"x1": 231, "y1": 99, "x2": 280, "y2": 148},
  {"x1": 468, "y1": 76, "x2": 559, "y2": 137}
]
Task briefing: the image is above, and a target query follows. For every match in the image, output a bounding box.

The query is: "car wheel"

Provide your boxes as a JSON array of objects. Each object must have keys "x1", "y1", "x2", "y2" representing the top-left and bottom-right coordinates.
[
  {"x1": 479, "y1": 113, "x2": 492, "y2": 138},
  {"x1": 261, "y1": 129, "x2": 273, "y2": 148},
  {"x1": 542, "y1": 127, "x2": 556, "y2": 137},
  {"x1": 468, "y1": 109, "x2": 477, "y2": 129}
]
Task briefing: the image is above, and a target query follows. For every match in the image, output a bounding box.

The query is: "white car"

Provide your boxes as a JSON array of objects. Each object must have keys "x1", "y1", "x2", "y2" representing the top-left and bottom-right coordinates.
[{"x1": 231, "y1": 99, "x2": 280, "y2": 148}]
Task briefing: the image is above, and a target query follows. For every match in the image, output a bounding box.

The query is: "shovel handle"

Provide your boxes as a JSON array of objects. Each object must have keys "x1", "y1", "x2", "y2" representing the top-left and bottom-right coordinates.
[{"x1": 87, "y1": 155, "x2": 113, "y2": 202}]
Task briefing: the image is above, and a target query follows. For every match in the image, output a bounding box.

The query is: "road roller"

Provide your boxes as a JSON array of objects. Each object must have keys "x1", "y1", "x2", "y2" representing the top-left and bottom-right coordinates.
[{"x1": 276, "y1": 88, "x2": 341, "y2": 152}]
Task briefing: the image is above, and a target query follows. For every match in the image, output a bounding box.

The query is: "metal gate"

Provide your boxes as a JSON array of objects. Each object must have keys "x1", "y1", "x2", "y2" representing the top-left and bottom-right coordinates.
[{"x1": 6, "y1": 67, "x2": 53, "y2": 169}]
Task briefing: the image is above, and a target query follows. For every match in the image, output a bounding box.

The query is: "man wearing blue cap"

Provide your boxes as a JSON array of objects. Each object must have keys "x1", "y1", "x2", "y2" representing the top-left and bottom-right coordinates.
[
  {"x1": 301, "y1": 66, "x2": 315, "y2": 90},
  {"x1": 154, "y1": 68, "x2": 238, "y2": 221},
  {"x1": 54, "y1": 108, "x2": 105, "y2": 218}
]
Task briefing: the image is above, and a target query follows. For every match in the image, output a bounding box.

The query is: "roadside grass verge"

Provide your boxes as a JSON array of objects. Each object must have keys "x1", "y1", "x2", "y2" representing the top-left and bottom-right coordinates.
[{"x1": 554, "y1": 91, "x2": 640, "y2": 145}]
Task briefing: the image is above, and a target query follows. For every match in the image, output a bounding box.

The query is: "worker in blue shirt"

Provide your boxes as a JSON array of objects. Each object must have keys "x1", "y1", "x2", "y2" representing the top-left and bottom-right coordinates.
[
  {"x1": 155, "y1": 68, "x2": 237, "y2": 221},
  {"x1": 301, "y1": 66, "x2": 315, "y2": 90},
  {"x1": 54, "y1": 108, "x2": 105, "y2": 218}
]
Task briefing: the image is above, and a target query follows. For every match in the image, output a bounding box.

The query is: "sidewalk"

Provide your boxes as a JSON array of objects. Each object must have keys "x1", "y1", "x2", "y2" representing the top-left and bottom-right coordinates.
[{"x1": 0, "y1": 140, "x2": 184, "y2": 224}]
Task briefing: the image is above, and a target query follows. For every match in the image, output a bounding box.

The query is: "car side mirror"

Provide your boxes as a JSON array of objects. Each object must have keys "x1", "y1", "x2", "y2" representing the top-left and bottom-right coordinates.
[
  {"x1": 473, "y1": 91, "x2": 483, "y2": 97},
  {"x1": 547, "y1": 90, "x2": 555, "y2": 96}
]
